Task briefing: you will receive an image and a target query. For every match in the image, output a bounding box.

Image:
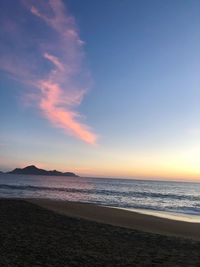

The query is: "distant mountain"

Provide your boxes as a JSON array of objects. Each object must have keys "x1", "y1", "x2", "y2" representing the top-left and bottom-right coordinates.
[
  {"x1": 8, "y1": 165, "x2": 79, "y2": 177},
  {"x1": 0, "y1": 171, "x2": 3, "y2": 174}
]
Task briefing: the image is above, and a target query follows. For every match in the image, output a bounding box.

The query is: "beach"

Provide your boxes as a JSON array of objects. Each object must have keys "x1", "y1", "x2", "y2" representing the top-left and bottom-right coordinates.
[{"x1": 1, "y1": 199, "x2": 200, "y2": 266}]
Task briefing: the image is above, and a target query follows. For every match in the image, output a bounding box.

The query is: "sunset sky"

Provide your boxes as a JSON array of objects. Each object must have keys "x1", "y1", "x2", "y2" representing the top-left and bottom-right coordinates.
[{"x1": 1, "y1": 0, "x2": 200, "y2": 180}]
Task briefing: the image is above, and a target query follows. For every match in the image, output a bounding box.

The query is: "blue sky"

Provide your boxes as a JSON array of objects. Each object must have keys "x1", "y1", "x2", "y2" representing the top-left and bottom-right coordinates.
[{"x1": 1, "y1": 0, "x2": 200, "y2": 180}]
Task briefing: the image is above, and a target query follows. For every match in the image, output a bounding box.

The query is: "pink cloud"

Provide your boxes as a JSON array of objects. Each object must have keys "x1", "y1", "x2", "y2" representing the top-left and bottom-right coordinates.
[
  {"x1": 0, "y1": 0, "x2": 97, "y2": 144},
  {"x1": 43, "y1": 53, "x2": 65, "y2": 72},
  {"x1": 38, "y1": 80, "x2": 96, "y2": 144}
]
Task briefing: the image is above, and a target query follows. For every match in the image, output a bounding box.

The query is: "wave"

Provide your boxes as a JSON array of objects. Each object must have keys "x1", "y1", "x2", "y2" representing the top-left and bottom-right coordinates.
[{"x1": 0, "y1": 184, "x2": 199, "y2": 201}]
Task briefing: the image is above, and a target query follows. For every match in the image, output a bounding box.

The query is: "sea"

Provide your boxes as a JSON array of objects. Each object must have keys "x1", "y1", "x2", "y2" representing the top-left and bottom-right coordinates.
[{"x1": 0, "y1": 173, "x2": 200, "y2": 221}]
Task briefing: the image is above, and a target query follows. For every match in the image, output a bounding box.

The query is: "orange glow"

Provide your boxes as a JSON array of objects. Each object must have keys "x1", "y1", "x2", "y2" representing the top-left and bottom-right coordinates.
[{"x1": 32, "y1": 148, "x2": 200, "y2": 181}]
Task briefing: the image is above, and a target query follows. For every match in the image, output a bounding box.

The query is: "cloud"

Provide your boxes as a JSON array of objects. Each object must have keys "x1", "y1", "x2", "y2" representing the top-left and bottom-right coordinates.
[
  {"x1": 43, "y1": 53, "x2": 65, "y2": 72},
  {"x1": 0, "y1": 0, "x2": 97, "y2": 144}
]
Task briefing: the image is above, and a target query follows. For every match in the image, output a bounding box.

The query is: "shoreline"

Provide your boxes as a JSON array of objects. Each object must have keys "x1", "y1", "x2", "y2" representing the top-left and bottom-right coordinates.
[
  {"x1": 28, "y1": 198, "x2": 200, "y2": 240},
  {"x1": 110, "y1": 206, "x2": 200, "y2": 223},
  {"x1": 4, "y1": 196, "x2": 200, "y2": 223}
]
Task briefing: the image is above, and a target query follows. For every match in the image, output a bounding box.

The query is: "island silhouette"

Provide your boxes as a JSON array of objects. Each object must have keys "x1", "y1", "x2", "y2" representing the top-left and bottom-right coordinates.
[{"x1": 8, "y1": 165, "x2": 79, "y2": 177}]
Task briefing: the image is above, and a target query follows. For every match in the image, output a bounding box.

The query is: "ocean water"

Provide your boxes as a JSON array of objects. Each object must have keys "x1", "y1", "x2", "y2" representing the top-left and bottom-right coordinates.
[{"x1": 0, "y1": 173, "x2": 200, "y2": 217}]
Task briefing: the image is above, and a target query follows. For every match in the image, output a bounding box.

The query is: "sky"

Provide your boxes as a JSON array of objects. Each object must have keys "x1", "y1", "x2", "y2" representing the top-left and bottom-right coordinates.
[{"x1": 0, "y1": 0, "x2": 200, "y2": 180}]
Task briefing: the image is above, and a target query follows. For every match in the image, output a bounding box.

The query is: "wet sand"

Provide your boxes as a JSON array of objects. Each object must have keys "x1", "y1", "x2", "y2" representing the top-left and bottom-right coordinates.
[
  {"x1": 29, "y1": 198, "x2": 200, "y2": 240},
  {"x1": 0, "y1": 199, "x2": 200, "y2": 266}
]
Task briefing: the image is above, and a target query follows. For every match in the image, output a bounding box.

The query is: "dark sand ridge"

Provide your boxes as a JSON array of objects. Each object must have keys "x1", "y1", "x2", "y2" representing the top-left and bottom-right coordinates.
[
  {"x1": 29, "y1": 198, "x2": 200, "y2": 240},
  {"x1": 1, "y1": 199, "x2": 200, "y2": 266}
]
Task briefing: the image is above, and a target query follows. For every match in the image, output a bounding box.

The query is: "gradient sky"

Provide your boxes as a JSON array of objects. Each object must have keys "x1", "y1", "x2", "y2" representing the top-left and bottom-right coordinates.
[{"x1": 1, "y1": 0, "x2": 200, "y2": 180}]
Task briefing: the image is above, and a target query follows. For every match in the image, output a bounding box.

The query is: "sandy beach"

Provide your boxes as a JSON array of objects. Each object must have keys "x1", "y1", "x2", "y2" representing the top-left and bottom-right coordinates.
[
  {"x1": 0, "y1": 199, "x2": 200, "y2": 266},
  {"x1": 29, "y1": 198, "x2": 200, "y2": 240}
]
